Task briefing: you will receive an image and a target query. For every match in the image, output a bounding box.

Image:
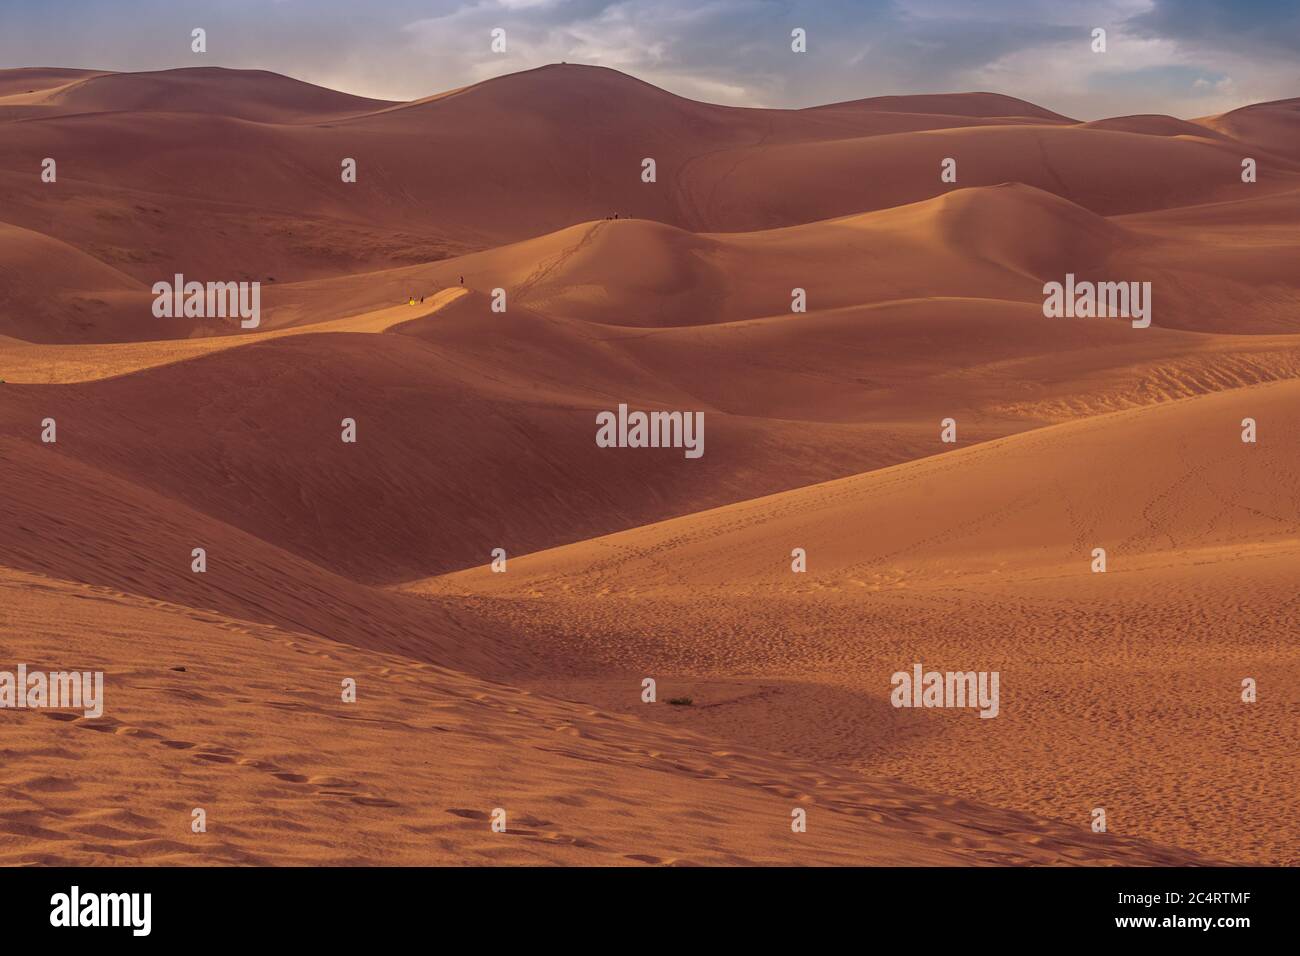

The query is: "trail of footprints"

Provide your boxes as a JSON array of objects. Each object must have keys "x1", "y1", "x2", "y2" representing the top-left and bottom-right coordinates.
[
  {"x1": 11, "y1": 572, "x2": 1233, "y2": 865},
  {"x1": 37, "y1": 706, "x2": 399, "y2": 809}
]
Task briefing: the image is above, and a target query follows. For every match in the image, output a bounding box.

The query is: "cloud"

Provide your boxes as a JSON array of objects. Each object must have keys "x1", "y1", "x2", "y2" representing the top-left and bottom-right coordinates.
[
  {"x1": 1128, "y1": 0, "x2": 1300, "y2": 55},
  {"x1": 0, "y1": 0, "x2": 1294, "y2": 117}
]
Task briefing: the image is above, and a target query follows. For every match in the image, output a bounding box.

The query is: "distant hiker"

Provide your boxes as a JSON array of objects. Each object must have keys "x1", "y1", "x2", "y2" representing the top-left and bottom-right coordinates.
[
  {"x1": 459, "y1": 275, "x2": 463, "y2": 285},
  {"x1": 408, "y1": 295, "x2": 415, "y2": 305}
]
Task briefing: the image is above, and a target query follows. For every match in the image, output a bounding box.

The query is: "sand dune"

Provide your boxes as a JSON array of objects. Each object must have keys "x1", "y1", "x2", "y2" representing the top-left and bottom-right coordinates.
[
  {"x1": 7, "y1": 290, "x2": 1296, "y2": 593},
  {"x1": 0, "y1": 566, "x2": 1211, "y2": 866},
  {"x1": 582, "y1": 300, "x2": 1300, "y2": 423},
  {"x1": 1081, "y1": 113, "x2": 1230, "y2": 138},
  {"x1": 405, "y1": 187, "x2": 1118, "y2": 328},
  {"x1": 0, "y1": 430, "x2": 495, "y2": 671},
  {"x1": 407, "y1": 382, "x2": 1300, "y2": 864},
  {"x1": 0, "y1": 330, "x2": 915, "y2": 584},
  {"x1": 5, "y1": 208, "x2": 1297, "y2": 593},
  {"x1": 1, "y1": 288, "x2": 468, "y2": 382},
  {"x1": 13, "y1": 66, "x2": 396, "y2": 122},
  {"x1": 4, "y1": 63, "x2": 1297, "y2": 317},
  {"x1": 2, "y1": 63, "x2": 1296, "y2": 868},
  {"x1": 1196, "y1": 97, "x2": 1300, "y2": 155},
  {"x1": 0, "y1": 220, "x2": 160, "y2": 342},
  {"x1": 807, "y1": 91, "x2": 1076, "y2": 122},
  {"x1": 5, "y1": 179, "x2": 1299, "y2": 349},
  {"x1": 0, "y1": 68, "x2": 106, "y2": 99},
  {"x1": 413, "y1": 379, "x2": 1300, "y2": 592},
  {"x1": 260, "y1": 185, "x2": 1299, "y2": 336}
]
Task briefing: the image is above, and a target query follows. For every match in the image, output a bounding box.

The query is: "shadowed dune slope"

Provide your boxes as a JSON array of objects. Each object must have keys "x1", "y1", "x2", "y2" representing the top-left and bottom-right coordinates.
[
  {"x1": 0, "y1": 331, "x2": 923, "y2": 585},
  {"x1": 674, "y1": 121, "x2": 1300, "y2": 231},
  {"x1": 0, "y1": 220, "x2": 164, "y2": 342}
]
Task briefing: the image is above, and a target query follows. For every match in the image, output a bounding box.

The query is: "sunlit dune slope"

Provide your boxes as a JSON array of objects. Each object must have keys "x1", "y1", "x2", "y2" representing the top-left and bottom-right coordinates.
[
  {"x1": 402, "y1": 382, "x2": 1300, "y2": 865},
  {"x1": 0, "y1": 432, "x2": 493, "y2": 670},
  {"x1": 1196, "y1": 97, "x2": 1300, "y2": 156},
  {"x1": 0, "y1": 566, "x2": 1212, "y2": 866},
  {"x1": 0, "y1": 68, "x2": 107, "y2": 99},
  {"x1": 0, "y1": 288, "x2": 468, "y2": 382},
  {"x1": 415, "y1": 378, "x2": 1300, "y2": 595},
  {"x1": 5, "y1": 66, "x2": 396, "y2": 122}
]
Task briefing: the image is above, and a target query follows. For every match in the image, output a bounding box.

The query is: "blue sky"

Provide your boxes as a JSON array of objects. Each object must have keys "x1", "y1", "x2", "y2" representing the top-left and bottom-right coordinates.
[{"x1": 2, "y1": 0, "x2": 1296, "y2": 118}]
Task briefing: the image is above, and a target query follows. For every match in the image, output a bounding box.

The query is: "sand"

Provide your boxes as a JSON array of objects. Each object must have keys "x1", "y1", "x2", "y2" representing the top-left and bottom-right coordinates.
[{"x1": 1, "y1": 63, "x2": 1296, "y2": 866}]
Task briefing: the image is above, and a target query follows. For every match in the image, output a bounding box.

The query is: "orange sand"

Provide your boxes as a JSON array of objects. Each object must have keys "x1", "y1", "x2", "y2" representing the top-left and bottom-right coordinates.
[{"x1": 2, "y1": 64, "x2": 1296, "y2": 866}]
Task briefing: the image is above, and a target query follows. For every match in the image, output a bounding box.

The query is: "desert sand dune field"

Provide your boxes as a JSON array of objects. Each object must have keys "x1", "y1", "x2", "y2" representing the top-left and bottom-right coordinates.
[
  {"x1": 1, "y1": 62, "x2": 1296, "y2": 867},
  {"x1": 410, "y1": 380, "x2": 1299, "y2": 864}
]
